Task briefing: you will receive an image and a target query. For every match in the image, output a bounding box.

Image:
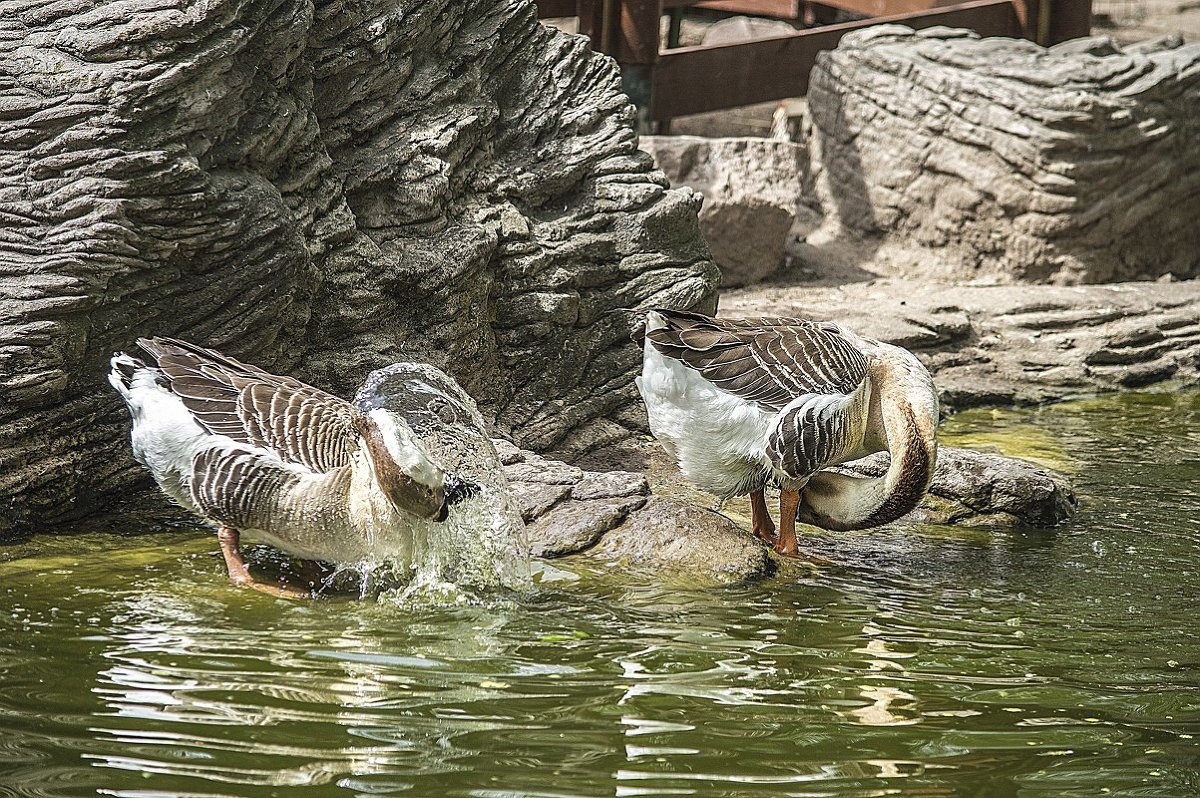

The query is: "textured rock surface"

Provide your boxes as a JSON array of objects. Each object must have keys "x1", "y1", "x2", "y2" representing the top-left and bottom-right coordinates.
[
  {"x1": 838, "y1": 447, "x2": 1077, "y2": 527},
  {"x1": 641, "y1": 136, "x2": 809, "y2": 287},
  {"x1": 807, "y1": 26, "x2": 1200, "y2": 283},
  {"x1": 723, "y1": 279, "x2": 1200, "y2": 412},
  {"x1": 0, "y1": 0, "x2": 718, "y2": 535},
  {"x1": 587, "y1": 498, "x2": 773, "y2": 585},
  {"x1": 499, "y1": 440, "x2": 770, "y2": 583}
]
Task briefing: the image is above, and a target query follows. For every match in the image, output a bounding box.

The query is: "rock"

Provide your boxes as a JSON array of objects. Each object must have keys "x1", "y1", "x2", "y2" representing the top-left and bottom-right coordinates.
[
  {"x1": 701, "y1": 16, "x2": 799, "y2": 46},
  {"x1": 641, "y1": 136, "x2": 809, "y2": 287},
  {"x1": 506, "y1": 444, "x2": 767, "y2": 585},
  {"x1": 926, "y1": 448, "x2": 1077, "y2": 527},
  {"x1": 584, "y1": 498, "x2": 773, "y2": 585},
  {"x1": 722, "y1": 278, "x2": 1200, "y2": 412},
  {"x1": 492, "y1": 439, "x2": 526, "y2": 466},
  {"x1": 0, "y1": 0, "x2": 719, "y2": 536},
  {"x1": 502, "y1": 459, "x2": 584, "y2": 486},
  {"x1": 503, "y1": 446, "x2": 650, "y2": 557},
  {"x1": 526, "y1": 496, "x2": 646, "y2": 558},
  {"x1": 571, "y1": 470, "x2": 649, "y2": 500},
  {"x1": 837, "y1": 446, "x2": 1077, "y2": 527},
  {"x1": 510, "y1": 482, "x2": 573, "y2": 523},
  {"x1": 806, "y1": 26, "x2": 1200, "y2": 283}
]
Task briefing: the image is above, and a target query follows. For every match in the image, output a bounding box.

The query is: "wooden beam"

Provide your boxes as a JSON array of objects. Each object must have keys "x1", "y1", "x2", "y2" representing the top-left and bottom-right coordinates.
[
  {"x1": 691, "y1": 0, "x2": 804, "y2": 17},
  {"x1": 814, "y1": 0, "x2": 964, "y2": 16},
  {"x1": 651, "y1": 0, "x2": 1020, "y2": 120},
  {"x1": 1008, "y1": 0, "x2": 1038, "y2": 39}
]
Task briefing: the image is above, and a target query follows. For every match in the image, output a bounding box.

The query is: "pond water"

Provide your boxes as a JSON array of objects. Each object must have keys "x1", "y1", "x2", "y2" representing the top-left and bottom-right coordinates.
[{"x1": 2, "y1": 392, "x2": 1199, "y2": 797}]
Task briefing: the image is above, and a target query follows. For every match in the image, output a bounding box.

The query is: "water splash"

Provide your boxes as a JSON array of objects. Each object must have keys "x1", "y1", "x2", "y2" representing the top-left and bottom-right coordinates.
[{"x1": 309, "y1": 363, "x2": 533, "y2": 601}]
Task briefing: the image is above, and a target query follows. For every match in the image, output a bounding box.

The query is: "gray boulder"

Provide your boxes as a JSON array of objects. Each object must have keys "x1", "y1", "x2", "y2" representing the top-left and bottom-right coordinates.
[
  {"x1": 587, "y1": 498, "x2": 773, "y2": 585},
  {"x1": 839, "y1": 447, "x2": 1077, "y2": 527},
  {"x1": 501, "y1": 441, "x2": 770, "y2": 584},
  {"x1": 807, "y1": 26, "x2": 1200, "y2": 283},
  {"x1": 0, "y1": 0, "x2": 717, "y2": 536},
  {"x1": 641, "y1": 136, "x2": 809, "y2": 287}
]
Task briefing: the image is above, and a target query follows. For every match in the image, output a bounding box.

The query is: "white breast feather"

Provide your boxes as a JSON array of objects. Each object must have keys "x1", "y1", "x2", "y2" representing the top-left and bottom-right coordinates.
[{"x1": 636, "y1": 337, "x2": 774, "y2": 498}]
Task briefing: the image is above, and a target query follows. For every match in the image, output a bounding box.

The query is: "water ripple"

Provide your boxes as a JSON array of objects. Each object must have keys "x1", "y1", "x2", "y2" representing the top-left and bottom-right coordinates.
[{"x1": 1, "y1": 393, "x2": 1199, "y2": 796}]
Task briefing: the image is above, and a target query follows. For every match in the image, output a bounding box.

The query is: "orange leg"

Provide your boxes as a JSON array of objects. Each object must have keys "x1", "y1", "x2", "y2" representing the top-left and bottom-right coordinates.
[
  {"x1": 217, "y1": 527, "x2": 312, "y2": 599},
  {"x1": 775, "y1": 489, "x2": 801, "y2": 557},
  {"x1": 750, "y1": 487, "x2": 776, "y2": 543}
]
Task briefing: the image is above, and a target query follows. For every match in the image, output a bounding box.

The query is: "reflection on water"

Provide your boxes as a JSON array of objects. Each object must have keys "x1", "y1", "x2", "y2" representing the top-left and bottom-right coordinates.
[{"x1": 2, "y1": 392, "x2": 1199, "y2": 797}]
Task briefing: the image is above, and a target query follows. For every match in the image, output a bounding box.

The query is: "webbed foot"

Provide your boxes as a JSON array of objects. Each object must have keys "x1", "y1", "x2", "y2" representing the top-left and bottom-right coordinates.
[{"x1": 218, "y1": 526, "x2": 316, "y2": 600}]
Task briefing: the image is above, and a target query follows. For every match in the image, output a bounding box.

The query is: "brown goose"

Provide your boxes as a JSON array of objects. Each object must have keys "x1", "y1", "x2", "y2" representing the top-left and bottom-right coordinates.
[
  {"x1": 635, "y1": 309, "x2": 938, "y2": 556},
  {"x1": 108, "y1": 338, "x2": 520, "y2": 597}
]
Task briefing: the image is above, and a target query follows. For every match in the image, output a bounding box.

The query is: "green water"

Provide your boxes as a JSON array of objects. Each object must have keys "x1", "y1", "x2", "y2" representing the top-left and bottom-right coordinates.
[{"x1": 3, "y1": 393, "x2": 1199, "y2": 797}]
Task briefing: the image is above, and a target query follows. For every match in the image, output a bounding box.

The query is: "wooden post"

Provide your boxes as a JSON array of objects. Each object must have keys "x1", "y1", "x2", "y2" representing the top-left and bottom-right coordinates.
[
  {"x1": 1009, "y1": 0, "x2": 1040, "y2": 41},
  {"x1": 1012, "y1": 0, "x2": 1092, "y2": 45},
  {"x1": 1047, "y1": 0, "x2": 1092, "y2": 44},
  {"x1": 615, "y1": 0, "x2": 662, "y2": 132},
  {"x1": 576, "y1": 0, "x2": 611, "y2": 52}
]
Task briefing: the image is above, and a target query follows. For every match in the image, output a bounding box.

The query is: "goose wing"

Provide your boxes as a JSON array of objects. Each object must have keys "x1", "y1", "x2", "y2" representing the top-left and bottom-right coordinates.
[
  {"x1": 138, "y1": 337, "x2": 359, "y2": 474},
  {"x1": 190, "y1": 445, "x2": 352, "y2": 532},
  {"x1": 764, "y1": 388, "x2": 869, "y2": 481},
  {"x1": 644, "y1": 309, "x2": 869, "y2": 412}
]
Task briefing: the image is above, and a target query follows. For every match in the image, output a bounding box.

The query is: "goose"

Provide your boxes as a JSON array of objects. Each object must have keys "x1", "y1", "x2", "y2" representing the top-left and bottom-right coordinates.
[
  {"x1": 108, "y1": 338, "x2": 526, "y2": 597},
  {"x1": 635, "y1": 309, "x2": 938, "y2": 557}
]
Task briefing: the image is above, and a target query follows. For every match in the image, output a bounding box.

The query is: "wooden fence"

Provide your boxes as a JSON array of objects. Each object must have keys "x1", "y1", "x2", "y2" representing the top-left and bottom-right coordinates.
[{"x1": 534, "y1": 0, "x2": 1093, "y2": 127}]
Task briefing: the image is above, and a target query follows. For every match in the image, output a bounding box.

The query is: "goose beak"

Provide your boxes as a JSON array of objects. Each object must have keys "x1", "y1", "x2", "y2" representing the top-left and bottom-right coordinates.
[{"x1": 435, "y1": 474, "x2": 479, "y2": 521}]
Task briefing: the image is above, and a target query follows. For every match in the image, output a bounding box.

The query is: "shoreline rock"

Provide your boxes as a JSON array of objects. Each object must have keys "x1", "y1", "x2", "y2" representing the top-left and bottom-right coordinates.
[{"x1": 836, "y1": 447, "x2": 1077, "y2": 528}]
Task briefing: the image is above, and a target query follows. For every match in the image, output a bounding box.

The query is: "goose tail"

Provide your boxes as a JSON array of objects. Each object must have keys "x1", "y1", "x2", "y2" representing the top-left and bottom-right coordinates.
[{"x1": 108, "y1": 352, "x2": 147, "y2": 399}]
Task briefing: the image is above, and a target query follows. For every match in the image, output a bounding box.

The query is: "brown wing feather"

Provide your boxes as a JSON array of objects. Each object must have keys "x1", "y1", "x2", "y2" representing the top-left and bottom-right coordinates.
[
  {"x1": 645, "y1": 310, "x2": 868, "y2": 412},
  {"x1": 190, "y1": 445, "x2": 354, "y2": 532},
  {"x1": 138, "y1": 337, "x2": 360, "y2": 473},
  {"x1": 765, "y1": 389, "x2": 865, "y2": 480}
]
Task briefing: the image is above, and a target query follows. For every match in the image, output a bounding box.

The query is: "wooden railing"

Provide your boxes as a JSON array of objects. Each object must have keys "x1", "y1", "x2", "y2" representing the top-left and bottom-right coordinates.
[{"x1": 535, "y1": 0, "x2": 1093, "y2": 127}]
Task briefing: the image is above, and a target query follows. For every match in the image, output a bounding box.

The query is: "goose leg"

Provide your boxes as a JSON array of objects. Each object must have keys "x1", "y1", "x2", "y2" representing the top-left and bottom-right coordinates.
[
  {"x1": 216, "y1": 527, "x2": 312, "y2": 599},
  {"x1": 775, "y1": 489, "x2": 801, "y2": 557},
  {"x1": 749, "y1": 487, "x2": 776, "y2": 543}
]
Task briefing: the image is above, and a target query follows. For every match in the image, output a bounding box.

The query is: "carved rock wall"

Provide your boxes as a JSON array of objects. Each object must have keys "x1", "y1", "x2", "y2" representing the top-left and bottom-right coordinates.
[
  {"x1": 808, "y1": 26, "x2": 1200, "y2": 283},
  {"x1": 0, "y1": 0, "x2": 718, "y2": 535}
]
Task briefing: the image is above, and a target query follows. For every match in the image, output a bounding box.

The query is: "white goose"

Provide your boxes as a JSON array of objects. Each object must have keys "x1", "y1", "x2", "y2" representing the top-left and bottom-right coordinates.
[
  {"x1": 108, "y1": 338, "x2": 523, "y2": 596},
  {"x1": 636, "y1": 309, "x2": 939, "y2": 556}
]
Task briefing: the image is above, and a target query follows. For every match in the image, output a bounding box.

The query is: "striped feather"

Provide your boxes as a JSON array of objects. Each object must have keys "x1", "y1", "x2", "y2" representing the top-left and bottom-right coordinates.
[
  {"x1": 645, "y1": 309, "x2": 868, "y2": 412},
  {"x1": 765, "y1": 385, "x2": 869, "y2": 481},
  {"x1": 190, "y1": 446, "x2": 305, "y2": 531},
  {"x1": 138, "y1": 337, "x2": 359, "y2": 474}
]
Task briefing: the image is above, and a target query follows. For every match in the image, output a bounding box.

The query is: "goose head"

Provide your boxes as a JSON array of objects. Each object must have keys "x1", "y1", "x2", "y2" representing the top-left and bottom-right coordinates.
[{"x1": 354, "y1": 365, "x2": 480, "y2": 521}]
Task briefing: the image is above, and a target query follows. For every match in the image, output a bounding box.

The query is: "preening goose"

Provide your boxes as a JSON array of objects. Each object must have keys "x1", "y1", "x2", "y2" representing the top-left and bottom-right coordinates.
[
  {"x1": 636, "y1": 309, "x2": 939, "y2": 557},
  {"x1": 108, "y1": 338, "x2": 504, "y2": 597}
]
